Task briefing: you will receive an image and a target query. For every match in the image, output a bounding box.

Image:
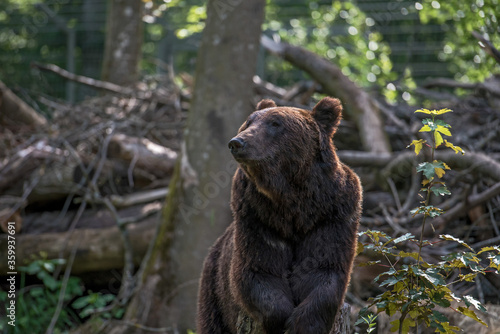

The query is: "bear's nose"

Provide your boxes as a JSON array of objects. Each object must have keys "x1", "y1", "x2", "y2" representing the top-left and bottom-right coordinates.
[{"x1": 228, "y1": 137, "x2": 245, "y2": 154}]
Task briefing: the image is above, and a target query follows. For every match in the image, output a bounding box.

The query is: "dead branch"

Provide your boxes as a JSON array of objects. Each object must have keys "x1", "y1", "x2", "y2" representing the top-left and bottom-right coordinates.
[
  {"x1": 261, "y1": 35, "x2": 391, "y2": 153},
  {"x1": 433, "y1": 182, "x2": 500, "y2": 233},
  {"x1": 0, "y1": 140, "x2": 65, "y2": 193},
  {"x1": 0, "y1": 80, "x2": 47, "y2": 127},
  {"x1": 338, "y1": 150, "x2": 500, "y2": 183},
  {"x1": 472, "y1": 31, "x2": 500, "y2": 64},
  {"x1": 33, "y1": 62, "x2": 135, "y2": 95},
  {"x1": 423, "y1": 77, "x2": 500, "y2": 97},
  {"x1": 109, "y1": 188, "x2": 168, "y2": 208}
]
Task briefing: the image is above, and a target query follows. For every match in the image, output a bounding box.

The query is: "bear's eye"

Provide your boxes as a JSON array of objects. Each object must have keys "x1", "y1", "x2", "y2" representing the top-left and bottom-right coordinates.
[{"x1": 270, "y1": 120, "x2": 281, "y2": 128}]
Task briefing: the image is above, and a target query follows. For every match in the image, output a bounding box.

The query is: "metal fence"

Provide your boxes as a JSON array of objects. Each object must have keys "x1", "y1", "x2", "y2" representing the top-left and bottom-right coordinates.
[{"x1": 0, "y1": 0, "x2": 453, "y2": 103}]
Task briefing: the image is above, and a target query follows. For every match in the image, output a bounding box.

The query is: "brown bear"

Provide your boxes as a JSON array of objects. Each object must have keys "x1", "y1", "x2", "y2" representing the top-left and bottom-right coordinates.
[{"x1": 197, "y1": 97, "x2": 362, "y2": 334}]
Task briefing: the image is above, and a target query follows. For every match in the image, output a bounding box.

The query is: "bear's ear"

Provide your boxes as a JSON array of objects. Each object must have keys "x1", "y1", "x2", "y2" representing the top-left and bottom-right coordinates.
[
  {"x1": 256, "y1": 99, "x2": 277, "y2": 110},
  {"x1": 312, "y1": 97, "x2": 343, "y2": 137}
]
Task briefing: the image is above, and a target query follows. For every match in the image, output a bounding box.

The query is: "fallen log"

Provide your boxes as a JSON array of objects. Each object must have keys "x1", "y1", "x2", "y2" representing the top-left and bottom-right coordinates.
[
  {"x1": 337, "y1": 150, "x2": 500, "y2": 183},
  {"x1": 0, "y1": 80, "x2": 47, "y2": 127},
  {"x1": 261, "y1": 35, "x2": 391, "y2": 153},
  {"x1": 0, "y1": 217, "x2": 156, "y2": 274},
  {"x1": 107, "y1": 133, "x2": 177, "y2": 179},
  {"x1": 0, "y1": 140, "x2": 65, "y2": 193}
]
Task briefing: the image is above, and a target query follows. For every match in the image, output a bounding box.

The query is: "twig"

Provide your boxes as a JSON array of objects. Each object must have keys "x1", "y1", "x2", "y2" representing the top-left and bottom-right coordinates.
[
  {"x1": 435, "y1": 182, "x2": 500, "y2": 231},
  {"x1": 487, "y1": 201, "x2": 500, "y2": 236},
  {"x1": 45, "y1": 237, "x2": 81, "y2": 334},
  {"x1": 33, "y1": 62, "x2": 134, "y2": 95},
  {"x1": 470, "y1": 235, "x2": 500, "y2": 250},
  {"x1": 102, "y1": 197, "x2": 136, "y2": 305},
  {"x1": 119, "y1": 321, "x2": 173, "y2": 332},
  {"x1": 381, "y1": 204, "x2": 408, "y2": 235},
  {"x1": 386, "y1": 177, "x2": 402, "y2": 212}
]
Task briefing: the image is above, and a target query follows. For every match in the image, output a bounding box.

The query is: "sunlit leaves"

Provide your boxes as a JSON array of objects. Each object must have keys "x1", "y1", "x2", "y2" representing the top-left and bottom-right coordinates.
[
  {"x1": 356, "y1": 109, "x2": 493, "y2": 333},
  {"x1": 462, "y1": 295, "x2": 487, "y2": 313},
  {"x1": 410, "y1": 205, "x2": 443, "y2": 217},
  {"x1": 415, "y1": 108, "x2": 453, "y2": 115},
  {"x1": 444, "y1": 140, "x2": 465, "y2": 154},
  {"x1": 407, "y1": 139, "x2": 426, "y2": 155},
  {"x1": 457, "y1": 307, "x2": 487, "y2": 326},
  {"x1": 440, "y1": 234, "x2": 473, "y2": 251}
]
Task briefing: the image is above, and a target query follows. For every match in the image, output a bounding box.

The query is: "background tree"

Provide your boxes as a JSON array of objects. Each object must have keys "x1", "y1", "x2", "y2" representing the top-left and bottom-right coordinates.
[
  {"x1": 101, "y1": 0, "x2": 144, "y2": 86},
  {"x1": 99, "y1": 0, "x2": 266, "y2": 333}
]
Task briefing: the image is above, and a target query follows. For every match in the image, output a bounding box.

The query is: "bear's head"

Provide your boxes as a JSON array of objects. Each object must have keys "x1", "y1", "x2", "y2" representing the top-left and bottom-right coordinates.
[{"x1": 228, "y1": 97, "x2": 342, "y2": 195}]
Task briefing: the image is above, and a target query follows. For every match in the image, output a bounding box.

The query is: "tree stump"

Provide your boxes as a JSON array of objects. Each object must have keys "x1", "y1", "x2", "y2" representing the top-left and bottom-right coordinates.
[{"x1": 236, "y1": 303, "x2": 351, "y2": 334}]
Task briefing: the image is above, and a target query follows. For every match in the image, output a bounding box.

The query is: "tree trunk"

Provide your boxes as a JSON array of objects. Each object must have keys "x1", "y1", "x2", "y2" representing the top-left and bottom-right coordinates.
[
  {"x1": 101, "y1": 0, "x2": 144, "y2": 86},
  {"x1": 102, "y1": 1, "x2": 266, "y2": 333},
  {"x1": 236, "y1": 304, "x2": 351, "y2": 334}
]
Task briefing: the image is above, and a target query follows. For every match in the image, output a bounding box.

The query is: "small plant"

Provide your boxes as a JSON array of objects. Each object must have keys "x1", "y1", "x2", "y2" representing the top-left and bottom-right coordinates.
[
  {"x1": 72, "y1": 291, "x2": 118, "y2": 319},
  {"x1": 357, "y1": 108, "x2": 500, "y2": 333},
  {"x1": 0, "y1": 258, "x2": 83, "y2": 334},
  {"x1": 355, "y1": 312, "x2": 378, "y2": 333},
  {"x1": 0, "y1": 258, "x2": 122, "y2": 334}
]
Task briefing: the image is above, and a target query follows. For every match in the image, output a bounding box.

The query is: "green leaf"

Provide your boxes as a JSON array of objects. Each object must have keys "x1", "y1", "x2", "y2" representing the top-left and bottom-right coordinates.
[
  {"x1": 415, "y1": 108, "x2": 453, "y2": 116},
  {"x1": 436, "y1": 125, "x2": 451, "y2": 137},
  {"x1": 357, "y1": 260, "x2": 381, "y2": 267},
  {"x1": 431, "y1": 292, "x2": 451, "y2": 308},
  {"x1": 417, "y1": 162, "x2": 436, "y2": 179},
  {"x1": 415, "y1": 108, "x2": 433, "y2": 114},
  {"x1": 390, "y1": 317, "x2": 416, "y2": 333},
  {"x1": 439, "y1": 234, "x2": 474, "y2": 251},
  {"x1": 431, "y1": 310, "x2": 449, "y2": 323},
  {"x1": 487, "y1": 253, "x2": 500, "y2": 270},
  {"x1": 477, "y1": 246, "x2": 500, "y2": 254},
  {"x1": 380, "y1": 276, "x2": 403, "y2": 288},
  {"x1": 407, "y1": 139, "x2": 426, "y2": 155},
  {"x1": 457, "y1": 307, "x2": 488, "y2": 326},
  {"x1": 462, "y1": 295, "x2": 487, "y2": 312},
  {"x1": 393, "y1": 233, "x2": 415, "y2": 244},
  {"x1": 444, "y1": 139, "x2": 465, "y2": 155},
  {"x1": 398, "y1": 251, "x2": 422, "y2": 261},
  {"x1": 413, "y1": 267, "x2": 446, "y2": 285},
  {"x1": 72, "y1": 296, "x2": 90, "y2": 310},
  {"x1": 435, "y1": 131, "x2": 444, "y2": 147},
  {"x1": 420, "y1": 124, "x2": 432, "y2": 132},
  {"x1": 431, "y1": 186, "x2": 451, "y2": 196},
  {"x1": 411, "y1": 205, "x2": 443, "y2": 218}
]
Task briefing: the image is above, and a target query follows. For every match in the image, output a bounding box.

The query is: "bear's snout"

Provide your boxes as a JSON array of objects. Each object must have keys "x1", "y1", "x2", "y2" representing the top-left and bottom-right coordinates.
[{"x1": 228, "y1": 137, "x2": 246, "y2": 156}]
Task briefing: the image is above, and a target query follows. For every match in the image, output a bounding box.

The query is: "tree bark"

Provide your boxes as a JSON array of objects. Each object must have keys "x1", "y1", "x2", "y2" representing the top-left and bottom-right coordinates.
[
  {"x1": 261, "y1": 36, "x2": 391, "y2": 153},
  {"x1": 101, "y1": 0, "x2": 144, "y2": 86},
  {"x1": 236, "y1": 304, "x2": 351, "y2": 334},
  {"x1": 102, "y1": 1, "x2": 266, "y2": 333}
]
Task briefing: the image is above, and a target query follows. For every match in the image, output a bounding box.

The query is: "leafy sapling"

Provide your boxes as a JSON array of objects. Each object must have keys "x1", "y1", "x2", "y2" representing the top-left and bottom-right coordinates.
[{"x1": 357, "y1": 108, "x2": 500, "y2": 334}]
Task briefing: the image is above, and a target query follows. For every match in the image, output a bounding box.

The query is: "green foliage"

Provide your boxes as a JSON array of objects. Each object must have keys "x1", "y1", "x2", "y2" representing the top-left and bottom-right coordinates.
[
  {"x1": 417, "y1": 0, "x2": 500, "y2": 82},
  {"x1": 264, "y1": 1, "x2": 396, "y2": 90},
  {"x1": 72, "y1": 291, "x2": 119, "y2": 319},
  {"x1": 0, "y1": 259, "x2": 82, "y2": 334},
  {"x1": 355, "y1": 310, "x2": 378, "y2": 333},
  {"x1": 357, "y1": 109, "x2": 498, "y2": 333},
  {"x1": 0, "y1": 258, "x2": 120, "y2": 334}
]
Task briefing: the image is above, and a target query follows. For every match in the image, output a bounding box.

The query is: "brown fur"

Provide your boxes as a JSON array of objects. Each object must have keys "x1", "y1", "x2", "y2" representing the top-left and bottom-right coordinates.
[{"x1": 197, "y1": 97, "x2": 362, "y2": 334}]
